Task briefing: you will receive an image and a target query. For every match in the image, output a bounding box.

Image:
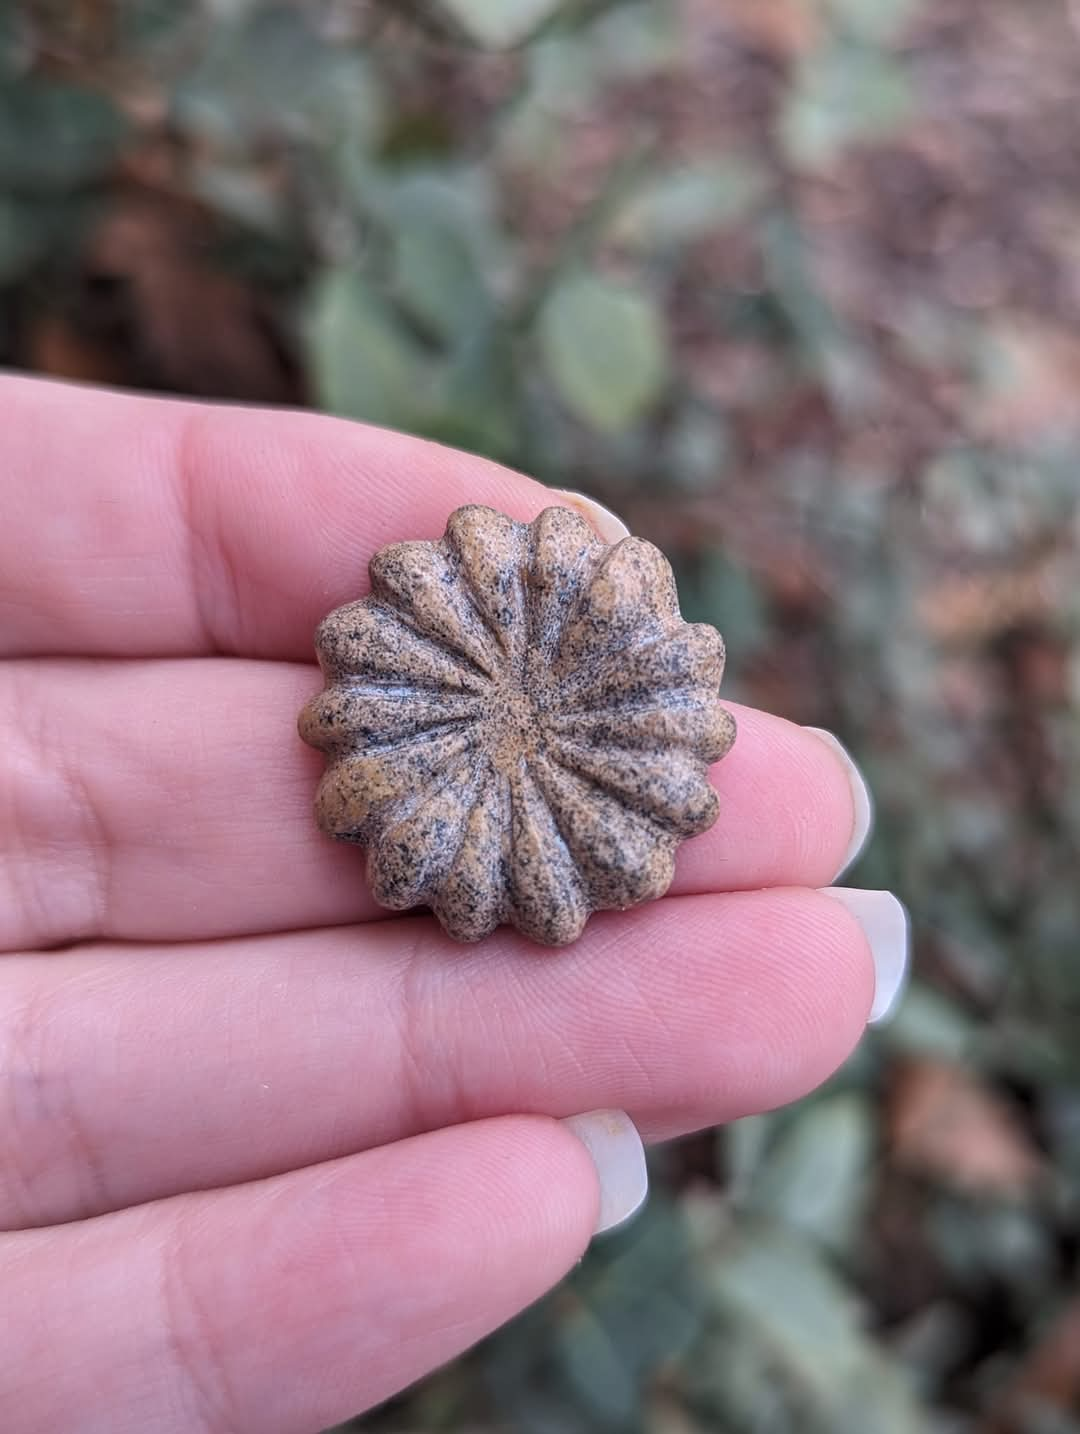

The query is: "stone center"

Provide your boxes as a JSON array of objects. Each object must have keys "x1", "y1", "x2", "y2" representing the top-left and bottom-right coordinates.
[{"x1": 486, "y1": 683, "x2": 546, "y2": 774}]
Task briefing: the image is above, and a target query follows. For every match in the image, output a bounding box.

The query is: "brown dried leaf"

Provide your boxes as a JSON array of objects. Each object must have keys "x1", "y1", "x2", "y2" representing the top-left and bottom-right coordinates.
[
  {"x1": 916, "y1": 562, "x2": 1058, "y2": 644},
  {"x1": 970, "y1": 318, "x2": 1080, "y2": 443},
  {"x1": 80, "y1": 194, "x2": 299, "y2": 403},
  {"x1": 983, "y1": 1299, "x2": 1080, "y2": 1434},
  {"x1": 888, "y1": 1059, "x2": 1044, "y2": 1197},
  {"x1": 25, "y1": 312, "x2": 127, "y2": 386},
  {"x1": 689, "y1": 0, "x2": 820, "y2": 58}
]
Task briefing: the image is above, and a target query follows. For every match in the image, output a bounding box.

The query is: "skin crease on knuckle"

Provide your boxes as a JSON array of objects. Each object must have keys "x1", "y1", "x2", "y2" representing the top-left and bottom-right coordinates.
[{"x1": 0, "y1": 666, "x2": 110, "y2": 950}]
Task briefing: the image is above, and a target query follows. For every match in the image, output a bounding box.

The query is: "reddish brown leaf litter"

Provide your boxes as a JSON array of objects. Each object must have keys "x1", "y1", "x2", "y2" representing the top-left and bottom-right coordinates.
[
  {"x1": 986, "y1": 1298, "x2": 1080, "y2": 1434},
  {"x1": 888, "y1": 1059, "x2": 1044, "y2": 1197},
  {"x1": 300, "y1": 504, "x2": 734, "y2": 946}
]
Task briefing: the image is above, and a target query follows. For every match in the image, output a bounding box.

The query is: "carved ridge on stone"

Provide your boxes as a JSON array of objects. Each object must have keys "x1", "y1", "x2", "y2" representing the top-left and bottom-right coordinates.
[{"x1": 299, "y1": 503, "x2": 735, "y2": 946}]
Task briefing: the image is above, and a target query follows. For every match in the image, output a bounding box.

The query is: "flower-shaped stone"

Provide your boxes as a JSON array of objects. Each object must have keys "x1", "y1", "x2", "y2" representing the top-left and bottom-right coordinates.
[{"x1": 299, "y1": 504, "x2": 735, "y2": 946}]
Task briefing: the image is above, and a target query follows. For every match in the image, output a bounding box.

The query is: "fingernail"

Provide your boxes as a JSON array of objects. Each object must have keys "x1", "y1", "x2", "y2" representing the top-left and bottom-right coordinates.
[
  {"x1": 804, "y1": 727, "x2": 874, "y2": 880},
  {"x1": 819, "y1": 887, "x2": 911, "y2": 1026},
  {"x1": 561, "y1": 1109, "x2": 648, "y2": 1234},
  {"x1": 555, "y1": 490, "x2": 632, "y2": 544}
]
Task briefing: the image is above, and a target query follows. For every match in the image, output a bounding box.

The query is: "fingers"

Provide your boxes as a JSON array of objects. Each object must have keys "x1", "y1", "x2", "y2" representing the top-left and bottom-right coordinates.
[
  {"x1": 0, "y1": 888, "x2": 876, "y2": 1230},
  {"x1": 0, "y1": 375, "x2": 561, "y2": 660},
  {"x1": 1, "y1": 656, "x2": 859, "y2": 948},
  {"x1": 1, "y1": 1117, "x2": 600, "y2": 1434}
]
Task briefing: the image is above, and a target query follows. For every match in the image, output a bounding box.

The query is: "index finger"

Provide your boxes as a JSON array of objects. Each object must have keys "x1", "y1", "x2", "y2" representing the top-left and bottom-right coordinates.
[{"x1": 0, "y1": 375, "x2": 566, "y2": 660}]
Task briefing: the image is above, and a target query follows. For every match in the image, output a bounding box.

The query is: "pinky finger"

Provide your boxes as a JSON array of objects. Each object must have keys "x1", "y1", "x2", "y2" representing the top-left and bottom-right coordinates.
[{"x1": 2, "y1": 1115, "x2": 637, "y2": 1434}]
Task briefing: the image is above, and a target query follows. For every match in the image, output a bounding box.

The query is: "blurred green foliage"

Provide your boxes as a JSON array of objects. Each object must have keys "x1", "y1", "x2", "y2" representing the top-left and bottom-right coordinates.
[{"x1": 3, "y1": 1, "x2": 1080, "y2": 1430}]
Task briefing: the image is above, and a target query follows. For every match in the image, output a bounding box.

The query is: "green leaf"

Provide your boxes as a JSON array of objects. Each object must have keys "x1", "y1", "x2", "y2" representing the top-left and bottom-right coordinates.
[
  {"x1": 780, "y1": 43, "x2": 914, "y2": 171},
  {"x1": 825, "y1": 0, "x2": 922, "y2": 44},
  {"x1": 437, "y1": 0, "x2": 565, "y2": 48},
  {"x1": 425, "y1": 321, "x2": 520, "y2": 460},
  {"x1": 676, "y1": 551, "x2": 769, "y2": 662},
  {"x1": 305, "y1": 268, "x2": 430, "y2": 430},
  {"x1": 538, "y1": 272, "x2": 669, "y2": 434},
  {"x1": 381, "y1": 170, "x2": 504, "y2": 342},
  {"x1": 576, "y1": 1198, "x2": 704, "y2": 1371},
  {"x1": 884, "y1": 982, "x2": 977, "y2": 1061},
  {"x1": 479, "y1": 1197, "x2": 703, "y2": 1434},
  {"x1": 0, "y1": 9, "x2": 27, "y2": 76},
  {"x1": 722, "y1": 1114, "x2": 778, "y2": 1204},
  {"x1": 613, "y1": 158, "x2": 768, "y2": 248},
  {"x1": 762, "y1": 212, "x2": 876, "y2": 413},
  {"x1": 0, "y1": 202, "x2": 35, "y2": 283},
  {"x1": 751, "y1": 1095, "x2": 874, "y2": 1252},
  {"x1": 120, "y1": 0, "x2": 194, "y2": 48},
  {"x1": 664, "y1": 406, "x2": 733, "y2": 491},
  {"x1": 554, "y1": 1306, "x2": 640, "y2": 1424},
  {"x1": 0, "y1": 198, "x2": 64, "y2": 283},
  {"x1": 392, "y1": 219, "x2": 483, "y2": 339},
  {"x1": 0, "y1": 81, "x2": 127, "y2": 193},
  {"x1": 588, "y1": 2, "x2": 682, "y2": 79},
  {"x1": 174, "y1": 6, "x2": 381, "y2": 149},
  {"x1": 188, "y1": 161, "x2": 285, "y2": 235},
  {"x1": 711, "y1": 1225, "x2": 923, "y2": 1431},
  {"x1": 711, "y1": 1226, "x2": 867, "y2": 1394}
]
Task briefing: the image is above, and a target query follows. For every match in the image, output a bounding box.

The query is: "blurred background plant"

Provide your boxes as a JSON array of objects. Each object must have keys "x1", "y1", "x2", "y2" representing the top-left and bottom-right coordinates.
[{"x1": 3, "y1": 0, "x2": 1080, "y2": 1429}]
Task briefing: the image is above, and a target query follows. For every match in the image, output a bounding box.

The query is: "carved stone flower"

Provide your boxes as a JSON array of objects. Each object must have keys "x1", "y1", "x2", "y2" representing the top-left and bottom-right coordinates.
[{"x1": 299, "y1": 504, "x2": 735, "y2": 946}]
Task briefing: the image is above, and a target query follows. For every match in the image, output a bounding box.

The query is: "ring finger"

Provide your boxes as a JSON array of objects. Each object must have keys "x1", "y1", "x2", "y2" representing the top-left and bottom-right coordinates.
[{"x1": 0, "y1": 885, "x2": 901, "y2": 1231}]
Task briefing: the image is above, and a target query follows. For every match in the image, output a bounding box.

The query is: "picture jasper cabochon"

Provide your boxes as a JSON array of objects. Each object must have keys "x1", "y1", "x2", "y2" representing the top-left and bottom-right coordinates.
[{"x1": 298, "y1": 504, "x2": 735, "y2": 946}]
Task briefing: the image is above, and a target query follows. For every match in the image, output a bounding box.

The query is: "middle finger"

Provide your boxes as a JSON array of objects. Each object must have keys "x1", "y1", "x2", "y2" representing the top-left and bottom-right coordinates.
[{"x1": 1, "y1": 658, "x2": 860, "y2": 950}]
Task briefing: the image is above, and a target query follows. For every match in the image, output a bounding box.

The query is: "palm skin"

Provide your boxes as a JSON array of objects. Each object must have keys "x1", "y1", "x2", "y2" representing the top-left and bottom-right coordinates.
[{"x1": 0, "y1": 375, "x2": 878, "y2": 1434}]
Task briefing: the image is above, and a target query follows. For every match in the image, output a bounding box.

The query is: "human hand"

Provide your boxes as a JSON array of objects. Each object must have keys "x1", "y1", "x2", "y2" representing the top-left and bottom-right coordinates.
[{"x1": 0, "y1": 375, "x2": 908, "y2": 1433}]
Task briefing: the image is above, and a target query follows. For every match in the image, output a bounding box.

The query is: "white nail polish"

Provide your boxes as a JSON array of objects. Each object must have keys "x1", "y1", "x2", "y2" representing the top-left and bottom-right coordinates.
[
  {"x1": 819, "y1": 887, "x2": 911, "y2": 1026},
  {"x1": 804, "y1": 727, "x2": 874, "y2": 881},
  {"x1": 561, "y1": 1109, "x2": 648, "y2": 1234},
  {"x1": 555, "y1": 490, "x2": 632, "y2": 544}
]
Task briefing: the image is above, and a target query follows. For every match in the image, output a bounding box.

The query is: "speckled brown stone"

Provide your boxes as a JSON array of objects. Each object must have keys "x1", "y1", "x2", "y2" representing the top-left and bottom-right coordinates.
[{"x1": 298, "y1": 504, "x2": 735, "y2": 946}]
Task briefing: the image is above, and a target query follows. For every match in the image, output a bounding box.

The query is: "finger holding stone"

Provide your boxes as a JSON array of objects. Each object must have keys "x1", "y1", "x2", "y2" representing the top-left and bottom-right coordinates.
[
  {"x1": 0, "y1": 886, "x2": 890, "y2": 1231},
  {"x1": 1, "y1": 660, "x2": 866, "y2": 950}
]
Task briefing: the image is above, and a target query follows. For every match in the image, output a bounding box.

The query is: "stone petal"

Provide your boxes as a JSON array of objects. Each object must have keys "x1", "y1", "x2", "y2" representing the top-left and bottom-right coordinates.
[
  {"x1": 530, "y1": 752, "x2": 677, "y2": 910},
  {"x1": 444, "y1": 505, "x2": 528, "y2": 671},
  {"x1": 369, "y1": 541, "x2": 501, "y2": 678},
  {"x1": 314, "y1": 727, "x2": 477, "y2": 842},
  {"x1": 525, "y1": 506, "x2": 603, "y2": 661},
  {"x1": 555, "y1": 537, "x2": 681, "y2": 674},
  {"x1": 314, "y1": 599, "x2": 489, "y2": 694},
  {"x1": 505, "y1": 763, "x2": 589, "y2": 946},
  {"x1": 549, "y1": 696, "x2": 736, "y2": 765},
  {"x1": 431, "y1": 766, "x2": 508, "y2": 943},
  {"x1": 368, "y1": 760, "x2": 488, "y2": 912},
  {"x1": 560, "y1": 623, "x2": 725, "y2": 712},
  {"x1": 298, "y1": 684, "x2": 485, "y2": 754},
  {"x1": 549, "y1": 740, "x2": 719, "y2": 838}
]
